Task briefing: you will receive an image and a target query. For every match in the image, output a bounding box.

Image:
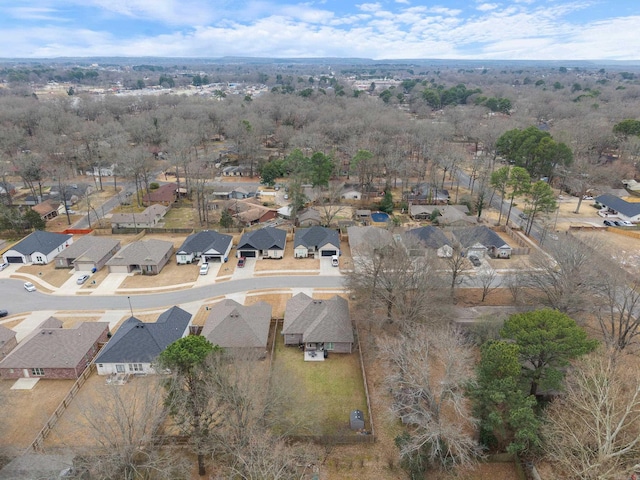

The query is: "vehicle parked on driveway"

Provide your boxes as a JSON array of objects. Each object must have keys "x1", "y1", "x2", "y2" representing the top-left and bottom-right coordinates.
[
  {"x1": 199, "y1": 263, "x2": 209, "y2": 275},
  {"x1": 0, "y1": 310, "x2": 8, "y2": 318},
  {"x1": 331, "y1": 255, "x2": 339, "y2": 267},
  {"x1": 0, "y1": 262, "x2": 8, "y2": 271},
  {"x1": 469, "y1": 255, "x2": 482, "y2": 267},
  {"x1": 237, "y1": 257, "x2": 246, "y2": 268},
  {"x1": 76, "y1": 274, "x2": 90, "y2": 285},
  {"x1": 620, "y1": 220, "x2": 634, "y2": 226},
  {"x1": 603, "y1": 220, "x2": 614, "y2": 226},
  {"x1": 24, "y1": 282, "x2": 36, "y2": 292}
]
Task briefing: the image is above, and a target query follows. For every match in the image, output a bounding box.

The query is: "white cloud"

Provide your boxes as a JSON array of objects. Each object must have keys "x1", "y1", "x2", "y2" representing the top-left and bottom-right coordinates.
[
  {"x1": 476, "y1": 3, "x2": 498, "y2": 12},
  {"x1": 5, "y1": 6, "x2": 67, "y2": 22}
]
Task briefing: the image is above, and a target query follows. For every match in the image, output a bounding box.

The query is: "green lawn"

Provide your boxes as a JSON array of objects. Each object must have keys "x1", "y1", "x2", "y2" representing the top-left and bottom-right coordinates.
[{"x1": 272, "y1": 326, "x2": 368, "y2": 436}]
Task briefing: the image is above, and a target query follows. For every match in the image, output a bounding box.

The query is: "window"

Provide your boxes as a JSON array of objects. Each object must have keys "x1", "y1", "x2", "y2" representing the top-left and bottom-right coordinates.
[
  {"x1": 129, "y1": 363, "x2": 143, "y2": 372},
  {"x1": 32, "y1": 368, "x2": 44, "y2": 376},
  {"x1": 325, "y1": 342, "x2": 334, "y2": 351},
  {"x1": 35, "y1": 256, "x2": 43, "y2": 263},
  {"x1": 116, "y1": 364, "x2": 125, "y2": 373}
]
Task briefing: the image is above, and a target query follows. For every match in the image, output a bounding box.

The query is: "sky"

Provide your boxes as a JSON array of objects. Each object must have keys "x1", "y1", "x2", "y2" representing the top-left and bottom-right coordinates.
[{"x1": 1, "y1": 0, "x2": 639, "y2": 61}]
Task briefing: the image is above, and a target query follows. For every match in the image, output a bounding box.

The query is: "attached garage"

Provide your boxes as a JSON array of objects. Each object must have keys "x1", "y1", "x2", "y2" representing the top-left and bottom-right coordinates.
[
  {"x1": 239, "y1": 250, "x2": 257, "y2": 258},
  {"x1": 320, "y1": 250, "x2": 337, "y2": 256},
  {"x1": 6, "y1": 256, "x2": 24, "y2": 264},
  {"x1": 203, "y1": 255, "x2": 224, "y2": 262},
  {"x1": 108, "y1": 265, "x2": 131, "y2": 274}
]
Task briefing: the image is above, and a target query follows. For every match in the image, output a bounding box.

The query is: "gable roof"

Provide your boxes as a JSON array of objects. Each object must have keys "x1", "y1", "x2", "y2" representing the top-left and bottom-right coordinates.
[
  {"x1": 55, "y1": 235, "x2": 120, "y2": 261},
  {"x1": 453, "y1": 226, "x2": 510, "y2": 249},
  {"x1": 347, "y1": 226, "x2": 393, "y2": 253},
  {"x1": 94, "y1": 306, "x2": 191, "y2": 364},
  {"x1": 110, "y1": 204, "x2": 169, "y2": 225},
  {"x1": 143, "y1": 183, "x2": 177, "y2": 203},
  {"x1": 298, "y1": 208, "x2": 321, "y2": 223},
  {"x1": 406, "y1": 226, "x2": 451, "y2": 249},
  {"x1": 201, "y1": 299, "x2": 272, "y2": 348},
  {"x1": 0, "y1": 320, "x2": 108, "y2": 370},
  {"x1": 177, "y1": 230, "x2": 233, "y2": 256},
  {"x1": 294, "y1": 226, "x2": 340, "y2": 250},
  {"x1": 10, "y1": 230, "x2": 72, "y2": 255},
  {"x1": 31, "y1": 199, "x2": 60, "y2": 216},
  {"x1": 283, "y1": 293, "x2": 353, "y2": 344},
  {"x1": 0, "y1": 325, "x2": 16, "y2": 346},
  {"x1": 106, "y1": 239, "x2": 173, "y2": 266},
  {"x1": 596, "y1": 194, "x2": 640, "y2": 218},
  {"x1": 237, "y1": 227, "x2": 287, "y2": 251}
]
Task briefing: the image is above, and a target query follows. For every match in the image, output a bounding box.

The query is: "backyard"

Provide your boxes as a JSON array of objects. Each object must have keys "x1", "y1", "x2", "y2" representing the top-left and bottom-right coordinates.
[{"x1": 272, "y1": 324, "x2": 369, "y2": 437}]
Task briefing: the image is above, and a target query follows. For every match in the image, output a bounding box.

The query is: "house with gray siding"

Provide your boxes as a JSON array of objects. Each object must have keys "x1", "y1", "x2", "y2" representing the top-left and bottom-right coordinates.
[
  {"x1": 54, "y1": 235, "x2": 121, "y2": 271},
  {"x1": 283, "y1": 293, "x2": 353, "y2": 355},
  {"x1": 106, "y1": 239, "x2": 173, "y2": 274}
]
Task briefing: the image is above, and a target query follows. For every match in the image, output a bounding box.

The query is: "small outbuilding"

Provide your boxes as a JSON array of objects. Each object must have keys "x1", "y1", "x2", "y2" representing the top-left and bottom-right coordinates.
[{"x1": 350, "y1": 409, "x2": 365, "y2": 430}]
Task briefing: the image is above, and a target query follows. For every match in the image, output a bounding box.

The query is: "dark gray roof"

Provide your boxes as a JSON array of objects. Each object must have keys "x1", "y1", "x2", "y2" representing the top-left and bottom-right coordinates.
[
  {"x1": 177, "y1": 230, "x2": 233, "y2": 256},
  {"x1": 106, "y1": 239, "x2": 173, "y2": 266},
  {"x1": 10, "y1": 230, "x2": 72, "y2": 255},
  {"x1": 237, "y1": 227, "x2": 286, "y2": 251},
  {"x1": 294, "y1": 226, "x2": 340, "y2": 250},
  {"x1": 596, "y1": 194, "x2": 640, "y2": 218},
  {"x1": 406, "y1": 226, "x2": 451, "y2": 249},
  {"x1": 452, "y1": 226, "x2": 510, "y2": 249},
  {"x1": 201, "y1": 299, "x2": 272, "y2": 348},
  {"x1": 283, "y1": 293, "x2": 353, "y2": 344},
  {"x1": 94, "y1": 306, "x2": 191, "y2": 364}
]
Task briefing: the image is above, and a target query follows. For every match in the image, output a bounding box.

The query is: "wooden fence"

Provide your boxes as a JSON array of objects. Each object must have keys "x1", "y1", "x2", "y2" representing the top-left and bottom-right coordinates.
[{"x1": 28, "y1": 363, "x2": 95, "y2": 452}]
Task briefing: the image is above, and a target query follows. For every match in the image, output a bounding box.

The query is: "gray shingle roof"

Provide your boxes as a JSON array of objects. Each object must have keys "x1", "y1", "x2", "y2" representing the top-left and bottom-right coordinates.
[
  {"x1": 10, "y1": 230, "x2": 72, "y2": 255},
  {"x1": 294, "y1": 226, "x2": 340, "y2": 250},
  {"x1": 237, "y1": 227, "x2": 286, "y2": 251},
  {"x1": 176, "y1": 230, "x2": 232, "y2": 256},
  {"x1": 406, "y1": 226, "x2": 451, "y2": 249},
  {"x1": 596, "y1": 194, "x2": 640, "y2": 218},
  {"x1": 55, "y1": 235, "x2": 120, "y2": 261},
  {"x1": 0, "y1": 325, "x2": 16, "y2": 346},
  {"x1": 106, "y1": 239, "x2": 173, "y2": 266},
  {"x1": 201, "y1": 299, "x2": 272, "y2": 348},
  {"x1": 283, "y1": 293, "x2": 353, "y2": 344},
  {"x1": 94, "y1": 306, "x2": 191, "y2": 364},
  {"x1": 347, "y1": 226, "x2": 393, "y2": 253},
  {"x1": 452, "y1": 226, "x2": 510, "y2": 249},
  {"x1": 0, "y1": 320, "x2": 108, "y2": 370}
]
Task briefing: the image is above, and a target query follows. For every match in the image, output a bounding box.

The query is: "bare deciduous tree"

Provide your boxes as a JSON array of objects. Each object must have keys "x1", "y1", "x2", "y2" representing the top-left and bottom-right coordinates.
[
  {"x1": 383, "y1": 326, "x2": 482, "y2": 470},
  {"x1": 477, "y1": 266, "x2": 501, "y2": 302},
  {"x1": 542, "y1": 349, "x2": 640, "y2": 479}
]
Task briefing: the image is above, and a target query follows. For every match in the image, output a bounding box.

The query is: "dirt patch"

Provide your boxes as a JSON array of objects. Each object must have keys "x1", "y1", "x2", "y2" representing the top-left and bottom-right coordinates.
[
  {"x1": 245, "y1": 293, "x2": 292, "y2": 318},
  {"x1": 0, "y1": 378, "x2": 75, "y2": 452},
  {"x1": 16, "y1": 263, "x2": 73, "y2": 288},
  {"x1": 119, "y1": 258, "x2": 198, "y2": 289},
  {"x1": 573, "y1": 229, "x2": 640, "y2": 271}
]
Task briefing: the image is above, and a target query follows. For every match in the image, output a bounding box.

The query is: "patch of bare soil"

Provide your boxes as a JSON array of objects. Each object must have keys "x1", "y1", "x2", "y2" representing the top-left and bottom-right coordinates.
[
  {"x1": 573, "y1": 229, "x2": 640, "y2": 271},
  {"x1": 16, "y1": 263, "x2": 72, "y2": 288},
  {"x1": 119, "y1": 258, "x2": 198, "y2": 289},
  {"x1": 254, "y1": 242, "x2": 319, "y2": 272},
  {"x1": 245, "y1": 293, "x2": 292, "y2": 318},
  {"x1": 0, "y1": 378, "x2": 74, "y2": 451}
]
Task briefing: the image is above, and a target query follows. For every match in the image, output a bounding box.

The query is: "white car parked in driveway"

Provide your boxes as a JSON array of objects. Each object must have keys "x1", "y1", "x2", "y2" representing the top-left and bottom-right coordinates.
[
  {"x1": 199, "y1": 263, "x2": 209, "y2": 275},
  {"x1": 0, "y1": 262, "x2": 9, "y2": 271}
]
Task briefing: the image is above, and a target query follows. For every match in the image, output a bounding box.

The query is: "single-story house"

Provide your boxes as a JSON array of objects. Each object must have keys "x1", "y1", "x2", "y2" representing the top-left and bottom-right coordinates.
[
  {"x1": 3, "y1": 230, "x2": 73, "y2": 265},
  {"x1": 355, "y1": 209, "x2": 372, "y2": 222},
  {"x1": 404, "y1": 186, "x2": 450, "y2": 205},
  {"x1": 201, "y1": 299, "x2": 272, "y2": 354},
  {"x1": 595, "y1": 194, "x2": 640, "y2": 223},
  {"x1": 294, "y1": 226, "x2": 340, "y2": 258},
  {"x1": 283, "y1": 293, "x2": 354, "y2": 355},
  {"x1": 0, "y1": 325, "x2": 17, "y2": 360},
  {"x1": 54, "y1": 235, "x2": 121, "y2": 271},
  {"x1": 452, "y1": 226, "x2": 512, "y2": 259},
  {"x1": 347, "y1": 226, "x2": 393, "y2": 256},
  {"x1": 0, "y1": 317, "x2": 109, "y2": 380},
  {"x1": 236, "y1": 227, "x2": 287, "y2": 259},
  {"x1": 106, "y1": 239, "x2": 174, "y2": 274},
  {"x1": 297, "y1": 208, "x2": 322, "y2": 227},
  {"x1": 410, "y1": 204, "x2": 476, "y2": 226},
  {"x1": 31, "y1": 199, "x2": 60, "y2": 220},
  {"x1": 341, "y1": 187, "x2": 362, "y2": 200},
  {"x1": 94, "y1": 306, "x2": 191, "y2": 376},
  {"x1": 409, "y1": 205, "x2": 433, "y2": 221},
  {"x1": 110, "y1": 204, "x2": 169, "y2": 229},
  {"x1": 222, "y1": 166, "x2": 243, "y2": 176},
  {"x1": 406, "y1": 226, "x2": 453, "y2": 257},
  {"x1": 142, "y1": 183, "x2": 178, "y2": 206},
  {"x1": 176, "y1": 230, "x2": 233, "y2": 264}
]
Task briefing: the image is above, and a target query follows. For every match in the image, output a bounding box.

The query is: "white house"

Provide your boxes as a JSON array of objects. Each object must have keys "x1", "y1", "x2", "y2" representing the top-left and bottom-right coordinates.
[
  {"x1": 175, "y1": 230, "x2": 233, "y2": 264},
  {"x1": 94, "y1": 306, "x2": 191, "y2": 376},
  {"x1": 3, "y1": 231, "x2": 73, "y2": 265}
]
